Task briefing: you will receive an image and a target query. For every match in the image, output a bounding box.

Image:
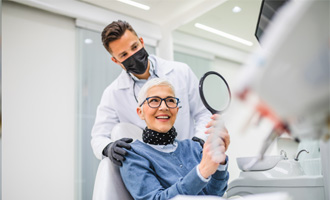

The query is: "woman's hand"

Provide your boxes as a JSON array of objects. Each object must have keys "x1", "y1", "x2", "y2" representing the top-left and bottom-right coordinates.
[
  {"x1": 199, "y1": 136, "x2": 226, "y2": 179},
  {"x1": 199, "y1": 114, "x2": 229, "y2": 179}
]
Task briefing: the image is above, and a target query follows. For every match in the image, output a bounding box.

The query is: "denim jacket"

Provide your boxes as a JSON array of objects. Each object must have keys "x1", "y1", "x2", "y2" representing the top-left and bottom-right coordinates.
[{"x1": 120, "y1": 139, "x2": 229, "y2": 200}]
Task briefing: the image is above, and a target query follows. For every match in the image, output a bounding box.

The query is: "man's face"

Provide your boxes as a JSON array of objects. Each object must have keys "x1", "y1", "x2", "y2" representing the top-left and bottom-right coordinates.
[
  {"x1": 109, "y1": 30, "x2": 144, "y2": 66},
  {"x1": 137, "y1": 85, "x2": 179, "y2": 133}
]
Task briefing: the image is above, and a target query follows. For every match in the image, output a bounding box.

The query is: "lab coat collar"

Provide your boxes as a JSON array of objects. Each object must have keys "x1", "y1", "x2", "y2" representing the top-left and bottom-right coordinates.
[
  {"x1": 149, "y1": 55, "x2": 174, "y2": 76},
  {"x1": 116, "y1": 70, "x2": 133, "y2": 90},
  {"x1": 116, "y1": 55, "x2": 174, "y2": 90}
]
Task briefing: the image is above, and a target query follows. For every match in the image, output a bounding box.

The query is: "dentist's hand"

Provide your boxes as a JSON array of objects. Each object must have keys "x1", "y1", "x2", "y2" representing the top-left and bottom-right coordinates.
[
  {"x1": 205, "y1": 114, "x2": 230, "y2": 152},
  {"x1": 103, "y1": 138, "x2": 133, "y2": 166}
]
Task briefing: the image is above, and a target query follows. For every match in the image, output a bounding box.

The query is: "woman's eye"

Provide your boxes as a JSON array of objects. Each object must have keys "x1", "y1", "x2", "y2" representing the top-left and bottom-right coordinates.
[{"x1": 149, "y1": 98, "x2": 160, "y2": 103}]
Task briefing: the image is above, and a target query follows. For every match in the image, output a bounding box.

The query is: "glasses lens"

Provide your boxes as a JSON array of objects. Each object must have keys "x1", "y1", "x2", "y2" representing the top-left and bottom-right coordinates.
[
  {"x1": 147, "y1": 97, "x2": 162, "y2": 108},
  {"x1": 146, "y1": 97, "x2": 178, "y2": 108},
  {"x1": 165, "y1": 97, "x2": 178, "y2": 108}
]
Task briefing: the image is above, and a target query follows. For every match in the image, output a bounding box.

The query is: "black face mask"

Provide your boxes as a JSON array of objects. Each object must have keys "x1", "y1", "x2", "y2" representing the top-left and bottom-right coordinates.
[{"x1": 122, "y1": 47, "x2": 149, "y2": 75}]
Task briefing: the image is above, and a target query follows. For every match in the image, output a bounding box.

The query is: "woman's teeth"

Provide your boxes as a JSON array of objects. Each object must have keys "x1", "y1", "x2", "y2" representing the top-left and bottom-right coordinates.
[{"x1": 156, "y1": 116, "x2": 169, "y2": 119}]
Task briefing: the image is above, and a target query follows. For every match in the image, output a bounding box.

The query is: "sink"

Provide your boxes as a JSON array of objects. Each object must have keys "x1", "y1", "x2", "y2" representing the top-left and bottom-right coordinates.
[
  {"x1": 262, "y1": 159, "x2": 305, "y2": 177},
  {"x1": 238, "y1": 159, "x2": 306, "y2": 179},
  {"x1": 237, "y1": 155, "x2": 284, "y2": 171}
]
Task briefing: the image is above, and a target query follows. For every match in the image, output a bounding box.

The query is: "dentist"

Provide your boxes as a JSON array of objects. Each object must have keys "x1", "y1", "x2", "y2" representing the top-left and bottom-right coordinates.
[{"x1": 91, "y1": 20, "x2": 215, "y2": 166}]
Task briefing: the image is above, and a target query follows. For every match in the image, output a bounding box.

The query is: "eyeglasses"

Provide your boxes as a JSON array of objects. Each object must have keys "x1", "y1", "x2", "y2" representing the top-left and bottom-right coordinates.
[{"x1": 140, "y1": 96, "x2": 180, "y2": 108}]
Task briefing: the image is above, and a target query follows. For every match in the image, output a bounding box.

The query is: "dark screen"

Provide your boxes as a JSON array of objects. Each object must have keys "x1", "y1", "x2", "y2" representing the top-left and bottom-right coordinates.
[{"x1": 255, "y1": 0, "x2": 289, "y2": 42}]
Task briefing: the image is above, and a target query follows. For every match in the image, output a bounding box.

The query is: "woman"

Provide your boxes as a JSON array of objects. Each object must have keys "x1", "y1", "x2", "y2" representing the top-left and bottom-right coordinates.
[{"x1": 120, "y1": 78, "x2": 229, "y2": 200}]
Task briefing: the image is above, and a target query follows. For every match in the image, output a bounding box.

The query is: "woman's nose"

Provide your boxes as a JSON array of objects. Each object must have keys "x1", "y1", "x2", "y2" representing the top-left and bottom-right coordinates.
[{"x1": 159, "y1": 100, "x2": 168, "y2": 110}]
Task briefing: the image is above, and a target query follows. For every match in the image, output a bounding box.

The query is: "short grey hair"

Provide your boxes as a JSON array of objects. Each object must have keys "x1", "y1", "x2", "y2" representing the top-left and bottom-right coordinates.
[{"x1": 137, "y1": 78, "x2": 176, "y2": 107}]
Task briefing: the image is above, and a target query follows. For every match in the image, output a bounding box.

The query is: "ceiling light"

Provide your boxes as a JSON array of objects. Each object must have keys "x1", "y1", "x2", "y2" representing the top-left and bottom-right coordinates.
[
  {"x1": 84, "y1": 38, "x2": 93, "y2": 44},
  {"x1": 232, "y1": 6, "x2": 242, "y2": 13},
  {"x1": 194, "y1": 23, "x2": 253, "y2": 46},
  {"x1": 117, "y1": 0, "x2": 150, "y2": 10}
]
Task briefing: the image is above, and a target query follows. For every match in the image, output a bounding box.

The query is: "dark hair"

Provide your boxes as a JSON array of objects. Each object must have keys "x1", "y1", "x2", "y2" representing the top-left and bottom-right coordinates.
[{"x1": 101, "y1": 20, "x2": 138, "y2": 54}]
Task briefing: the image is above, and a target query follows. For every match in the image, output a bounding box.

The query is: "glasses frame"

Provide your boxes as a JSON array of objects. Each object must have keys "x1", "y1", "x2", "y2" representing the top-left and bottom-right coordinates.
[{"x1": 140, "y1": 96, "x2": 180, "y2": 108}]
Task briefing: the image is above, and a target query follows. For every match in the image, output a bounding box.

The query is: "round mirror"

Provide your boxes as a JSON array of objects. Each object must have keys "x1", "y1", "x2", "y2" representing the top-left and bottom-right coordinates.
[{"x1": 199, "y1": 71, "x2": 231, "y2": 114}]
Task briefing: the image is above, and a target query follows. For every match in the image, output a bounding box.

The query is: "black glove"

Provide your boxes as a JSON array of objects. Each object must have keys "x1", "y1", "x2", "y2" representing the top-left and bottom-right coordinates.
[
  {"x1": 192, "y1": 136, "x2": 205, "y2": 148},
  {"x1": 103, "y1": 138, "x2": 133, "y2": 166}
]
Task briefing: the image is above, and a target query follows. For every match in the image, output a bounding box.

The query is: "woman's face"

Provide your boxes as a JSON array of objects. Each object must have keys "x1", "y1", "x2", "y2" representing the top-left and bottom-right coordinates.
[{"x1": 137, "y1": 85, "x2": 179, "y2": 133}]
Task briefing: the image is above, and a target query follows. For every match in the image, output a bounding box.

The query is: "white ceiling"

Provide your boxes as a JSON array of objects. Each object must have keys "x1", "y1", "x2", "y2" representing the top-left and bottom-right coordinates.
[{"x1": 80, "y1": 0, "x2": 263, "y2": 53}]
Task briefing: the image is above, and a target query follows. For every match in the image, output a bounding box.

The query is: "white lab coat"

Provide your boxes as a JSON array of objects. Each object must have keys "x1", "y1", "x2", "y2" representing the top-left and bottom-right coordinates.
[{"x1": 91, "y1": 55, "x2": 212, "y2": 160}]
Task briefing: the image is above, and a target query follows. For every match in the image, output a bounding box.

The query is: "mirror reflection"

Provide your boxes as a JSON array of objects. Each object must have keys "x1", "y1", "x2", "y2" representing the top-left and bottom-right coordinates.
[{"x1": 199, "y1": 71, "x2": 231, "y2": 114}]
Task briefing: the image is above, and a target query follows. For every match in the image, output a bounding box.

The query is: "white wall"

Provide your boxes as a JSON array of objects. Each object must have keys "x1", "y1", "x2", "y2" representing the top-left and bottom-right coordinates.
[{"x1": 2, "y1": 2, "x2": 76, "y2": 200}]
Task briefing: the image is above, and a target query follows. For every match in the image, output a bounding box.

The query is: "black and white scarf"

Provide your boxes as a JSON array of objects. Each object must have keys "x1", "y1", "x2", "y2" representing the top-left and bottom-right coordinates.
[{"x1": 142, "y1": 127, "x2": 177, "y2": 145}]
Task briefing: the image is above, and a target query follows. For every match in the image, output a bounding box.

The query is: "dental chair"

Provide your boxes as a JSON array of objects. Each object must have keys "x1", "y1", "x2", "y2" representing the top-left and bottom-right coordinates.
[{"x1": 92, "y1": 123, "x2": 143, "y2": 200}]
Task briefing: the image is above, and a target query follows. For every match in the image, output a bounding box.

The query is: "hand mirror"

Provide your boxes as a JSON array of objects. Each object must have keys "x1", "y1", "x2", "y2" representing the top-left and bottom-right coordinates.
[{"x1": 199, "y1": 71, "x2": 231, "y2": 114}]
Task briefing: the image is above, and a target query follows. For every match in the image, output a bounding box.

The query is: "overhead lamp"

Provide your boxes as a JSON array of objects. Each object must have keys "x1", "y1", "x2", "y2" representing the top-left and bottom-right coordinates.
[
  {"x1": 117, "y1": 0, "x2": 150, "y2": 10},
  {"x1": 195, "y1": 23, "x2": 253, "y2": 46},
  {"x1": 232, "y1": 6, "x2": 242, "y2": 13},
  {"x1": 84, "y1": 38, "x2": 93, "y2": 44}
]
